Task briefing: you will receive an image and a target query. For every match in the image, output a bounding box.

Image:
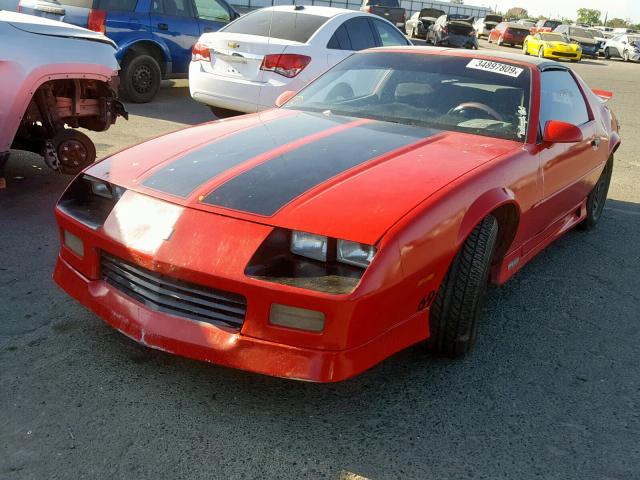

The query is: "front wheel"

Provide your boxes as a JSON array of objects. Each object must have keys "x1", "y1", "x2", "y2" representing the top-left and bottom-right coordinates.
[
  {"x1": 428, "y1": 215, "x2": 499, "y2": 357},
  {"x1": 51, "y1": 129, "x2": 96, "y2": 175},
  {"x1": 579, "y1": 158, "x2": 613, "y2": 230},
  {"x1": 622, "y1": 50, "x2": 630, "y2": 62},
  {"x1": 604, "y1": 48, "x2": 611, "y2": 59},
  {"x1": 538, "y1": 47, "x2": 545, "y2": 58}
]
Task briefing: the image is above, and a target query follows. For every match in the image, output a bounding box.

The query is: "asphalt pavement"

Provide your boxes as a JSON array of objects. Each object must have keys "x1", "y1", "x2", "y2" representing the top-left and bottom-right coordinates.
[{"x1": 1, "y1": 40, "x2": 639, "y2": 479}]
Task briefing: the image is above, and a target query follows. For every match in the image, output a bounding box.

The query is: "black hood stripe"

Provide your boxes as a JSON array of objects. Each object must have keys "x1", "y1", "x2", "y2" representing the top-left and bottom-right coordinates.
[
  {"x1": 202, "y1": 121, "x2": 440, "y2": 216},
  {"x1": 142, "y1": 113, "x2": 352, "y2": 198}
]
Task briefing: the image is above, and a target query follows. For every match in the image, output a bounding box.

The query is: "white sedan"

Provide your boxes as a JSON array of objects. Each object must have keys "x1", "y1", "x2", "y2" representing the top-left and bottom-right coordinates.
[{"x1": 189, "y1": 5, "x2": 410, "y2": 117}]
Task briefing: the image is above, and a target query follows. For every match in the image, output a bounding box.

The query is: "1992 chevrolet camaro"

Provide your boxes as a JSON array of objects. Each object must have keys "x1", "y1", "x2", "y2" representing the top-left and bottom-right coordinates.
[{"x1": 54, "y1": 47, "x2": 620, "y2": 382}]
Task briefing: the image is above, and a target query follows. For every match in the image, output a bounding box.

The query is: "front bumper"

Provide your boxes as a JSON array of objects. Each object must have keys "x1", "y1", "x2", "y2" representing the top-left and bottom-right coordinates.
[{"x1": 54, "y1": 255, "x2": 425, "y2": 382}]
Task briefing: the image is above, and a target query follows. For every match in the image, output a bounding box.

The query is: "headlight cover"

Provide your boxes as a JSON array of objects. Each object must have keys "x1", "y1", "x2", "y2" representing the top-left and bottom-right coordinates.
[
  {"x1": 337, "y1": 240, "x2": 376, "y2": 268},
  {"x1": 57, "y1": 175, "x2": 126, "y2": 229},
  {"x1": 290, "y1": 231, "x2": 328, "y2": 262}
]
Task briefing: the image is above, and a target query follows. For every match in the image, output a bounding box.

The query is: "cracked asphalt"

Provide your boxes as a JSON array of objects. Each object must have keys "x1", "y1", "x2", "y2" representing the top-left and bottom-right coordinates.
[{"x1": 1, "y1": 41, "x2": 639, "y2": 479}]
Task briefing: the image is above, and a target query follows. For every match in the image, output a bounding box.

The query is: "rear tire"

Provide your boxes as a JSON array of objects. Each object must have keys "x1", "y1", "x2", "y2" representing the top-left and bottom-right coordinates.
[
  {"x1": 121, "y1": 54, "x2": 162, "y2": 104},
  {"x1": 428, "y1": 215, "x2": 499, "y2": 357},
  {"x1": 579, "y1": 158, "x2": 613, "y2": 230},
  {"x1": 209, "y1": 106, "x2": 242, "y2": 119}
]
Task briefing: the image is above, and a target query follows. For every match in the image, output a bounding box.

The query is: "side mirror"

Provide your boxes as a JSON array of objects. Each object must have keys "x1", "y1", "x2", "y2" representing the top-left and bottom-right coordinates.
[
  {"x1": 543, "y1": 120, "x2": 583, "y2": 144},
  {"x1": 275, "y1": 90, "x2": 296, "y2": 107}
]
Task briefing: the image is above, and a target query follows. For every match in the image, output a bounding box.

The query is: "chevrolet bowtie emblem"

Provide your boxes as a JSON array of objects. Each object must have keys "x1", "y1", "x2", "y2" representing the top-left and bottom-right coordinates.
[{"x1": 227, "y1": 41, "x2": 240, "y2": 48}]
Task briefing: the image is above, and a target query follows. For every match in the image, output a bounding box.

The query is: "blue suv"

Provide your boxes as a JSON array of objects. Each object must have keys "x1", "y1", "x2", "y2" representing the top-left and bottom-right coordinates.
[{"x1": 16, "y1": 0, "x2": 239, "y2": 102}]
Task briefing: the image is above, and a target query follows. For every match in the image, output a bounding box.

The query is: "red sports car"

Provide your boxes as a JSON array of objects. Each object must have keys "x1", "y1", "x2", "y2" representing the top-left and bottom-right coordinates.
[{"x1": 53, "y1": 48, "x2": 620, "y2": 382}]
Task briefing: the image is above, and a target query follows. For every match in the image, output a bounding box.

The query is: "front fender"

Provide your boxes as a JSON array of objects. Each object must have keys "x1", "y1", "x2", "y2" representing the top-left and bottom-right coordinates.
[{"x1": 456, "y1": 187, "x2": 519, "y2": 246}]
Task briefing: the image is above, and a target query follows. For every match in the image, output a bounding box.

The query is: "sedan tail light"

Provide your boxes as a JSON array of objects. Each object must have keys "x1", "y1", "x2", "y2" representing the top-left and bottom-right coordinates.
[
  {"x1": 260, "y1": 54, "x2": 311, "y2": 78},
  {"x1": 191, "y1": 42, "x2": 211, "y2": 62},
  {"x1": 87, "y1": 9, "x2": 106, "y2": 34}
]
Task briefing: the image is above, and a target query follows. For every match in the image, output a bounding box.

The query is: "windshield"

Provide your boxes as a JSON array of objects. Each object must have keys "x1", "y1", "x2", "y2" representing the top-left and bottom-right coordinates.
[
  {"x1": 368, "y1": 0, "x2": 400, "y2": 7},
  {"x1": 544, "y1": 20, "x2": 561, "y2": 29},
  {"x1": 540, "y1": 33, "x2": 566, "y2": 41},
  {"x1": 284, "y1": 52, "x2": 531, "y2": 142},
  {"x1": 570, "y1": 28, "x2": 594, "y2": 38},
  {"x1": 221, "y1": 11, "x2": 329, "y2": 43},
  {"x1": 486, "y1": 15, "x2": 502, "y2": 23}
]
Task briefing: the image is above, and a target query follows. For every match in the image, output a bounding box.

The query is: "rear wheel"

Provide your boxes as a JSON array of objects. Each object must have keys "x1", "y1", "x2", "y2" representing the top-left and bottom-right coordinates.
[
  {"x1": 121, "y1": 54, "x2": 162, "y2": 103},
  {"x1": 579, "y1": 158, "x2": 613, "y2": 230},
  {"x1": 428, "y1": 215, "x2": 499, "y2": 357}
]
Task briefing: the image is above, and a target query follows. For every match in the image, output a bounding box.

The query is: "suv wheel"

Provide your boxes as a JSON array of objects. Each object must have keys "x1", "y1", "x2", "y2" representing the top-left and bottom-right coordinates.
[
  {"x1": 51, "y1": 129, "x2": 96, "y2": 175},
  {"x1": 121, "y1": 54, "x2": 162, "y2": 103}
]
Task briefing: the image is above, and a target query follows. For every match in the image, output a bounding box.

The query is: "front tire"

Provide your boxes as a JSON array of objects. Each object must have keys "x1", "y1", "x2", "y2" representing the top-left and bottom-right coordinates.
[
  {"x1": 579, "y1": 158, "x2": 613, "y2": 230},
  {"x1": 51, "y1": 129, "x2": 96, "y2": 175},
  {"x1": 121, "y1": 54, "x2": 162, "y2": 103},
  {"x1": 538, "y1": 47, "x2": 545, "y2": 58},
  {"x1": 622, "y1": 50, "x2": 630, "y2": 62},
  {"x1": 604, "y1": 47, "x2": 611, "y2": 59},
  {"x1": 428, "y1": 215, "x2": 499, "y2": 357}
]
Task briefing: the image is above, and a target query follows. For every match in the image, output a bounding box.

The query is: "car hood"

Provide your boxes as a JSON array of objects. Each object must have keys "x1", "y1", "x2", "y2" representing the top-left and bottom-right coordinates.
[
  {"x1": 1, "y1": 11, "x2": 114, "y2": 46},
  {"x1": 87, "y1": 110, "x2": 521, "y2": 244}
]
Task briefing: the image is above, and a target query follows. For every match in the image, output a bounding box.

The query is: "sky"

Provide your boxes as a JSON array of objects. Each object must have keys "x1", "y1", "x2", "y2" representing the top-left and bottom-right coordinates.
[{"x1": 484, "y1": 0, "x2": 640, "y2": 23}]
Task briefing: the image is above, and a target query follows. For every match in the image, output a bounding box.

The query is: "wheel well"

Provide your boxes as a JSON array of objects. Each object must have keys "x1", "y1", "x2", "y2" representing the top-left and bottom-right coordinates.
[
  {"x1": 489, "y1": 203, "x2": 519, "y2": 263},
  {"x1": 123, "y1": 42, "x2": 167, "y2": 75}
]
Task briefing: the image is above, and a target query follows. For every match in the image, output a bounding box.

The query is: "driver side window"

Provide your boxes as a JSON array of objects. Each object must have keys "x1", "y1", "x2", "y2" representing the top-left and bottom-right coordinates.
[{"x1": 539, "y1": 70, "x2": 590, "y2": 134}]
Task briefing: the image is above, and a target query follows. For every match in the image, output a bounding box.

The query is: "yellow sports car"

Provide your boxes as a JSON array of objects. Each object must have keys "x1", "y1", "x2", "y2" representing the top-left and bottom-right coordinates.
[{"x1": 523, "y1": 32, "x2": 582, "y2": 62}]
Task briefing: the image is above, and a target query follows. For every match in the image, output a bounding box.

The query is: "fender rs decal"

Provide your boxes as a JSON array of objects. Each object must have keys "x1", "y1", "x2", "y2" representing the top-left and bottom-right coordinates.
[
  {"x1": 202, "y1": 121, "x2": 439, "y2": 216},
  {"x1": 142, "y1": 113, "x2": 352, "y2": 197}
]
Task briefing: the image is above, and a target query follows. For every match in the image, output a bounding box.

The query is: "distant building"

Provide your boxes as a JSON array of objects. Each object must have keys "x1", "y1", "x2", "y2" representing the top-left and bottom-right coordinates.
[{"x1": 232, "y1": 0, "x2": 492, "y2": 19}]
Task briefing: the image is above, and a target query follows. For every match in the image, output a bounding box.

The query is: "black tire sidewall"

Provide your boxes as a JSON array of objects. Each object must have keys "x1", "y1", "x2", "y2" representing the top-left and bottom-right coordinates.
[
  {"x1": 581, "y1": 158, "x2": 613, "y2": 230},
  {"x1": 122, "y1": 54, "x2": 162, "y2": 103}
]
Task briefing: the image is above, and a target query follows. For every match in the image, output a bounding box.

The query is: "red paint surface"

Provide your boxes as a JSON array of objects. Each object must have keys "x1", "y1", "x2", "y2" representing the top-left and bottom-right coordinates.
[{"x1": 54, "y1": 48, "x2": 621, "y2": 382}]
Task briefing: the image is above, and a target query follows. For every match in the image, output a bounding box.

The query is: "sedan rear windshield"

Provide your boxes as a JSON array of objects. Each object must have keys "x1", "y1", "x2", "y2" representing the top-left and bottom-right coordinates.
[
  {"x1": 285, "y1": 52, "x2": 532, "y2": 142},
  {"x1": 222, "y1": 10, "x2": 329, "y2": 43}
]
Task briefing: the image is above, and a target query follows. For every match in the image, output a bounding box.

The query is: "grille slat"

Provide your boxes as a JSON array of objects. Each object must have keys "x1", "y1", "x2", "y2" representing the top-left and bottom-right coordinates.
[{"x1": 101, "y1": 253, "x2": 247, "y2": 329}]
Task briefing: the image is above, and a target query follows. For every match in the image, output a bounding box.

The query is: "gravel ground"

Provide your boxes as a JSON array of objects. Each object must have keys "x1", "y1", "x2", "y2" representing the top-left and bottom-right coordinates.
[{"x1": 1, "y1": 41, "x2": 639, "y2": 480}]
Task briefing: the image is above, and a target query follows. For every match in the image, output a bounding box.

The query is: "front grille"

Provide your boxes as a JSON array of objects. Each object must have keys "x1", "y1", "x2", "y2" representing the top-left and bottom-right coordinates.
[
  {"x1": 101, "y1": 253, "x2": 247, "y2": 329},
  {"x1": 553, "y1": 51, "x2": 577, "y2": 57}
]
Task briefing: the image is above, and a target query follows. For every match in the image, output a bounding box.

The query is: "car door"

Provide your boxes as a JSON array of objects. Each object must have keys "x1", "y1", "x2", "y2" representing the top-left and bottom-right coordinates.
[
  {"x1": 536, "y1": 69, "x2": 605, "y2": 227},
  {"x1": 149, "y1": 0, "x2": 200, "y2": 74},
  {"x1": 191, "y1": 0, "x2": 235, "y2": 35}
]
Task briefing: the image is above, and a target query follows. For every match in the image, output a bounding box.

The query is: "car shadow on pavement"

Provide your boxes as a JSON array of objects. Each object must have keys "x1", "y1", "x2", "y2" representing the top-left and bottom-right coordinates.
[{"x1": 122, "y1": 80, "x2": 216, "y2": 125}]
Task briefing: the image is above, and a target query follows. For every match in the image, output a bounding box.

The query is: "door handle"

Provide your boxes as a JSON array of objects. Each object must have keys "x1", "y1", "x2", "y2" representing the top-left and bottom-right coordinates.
[
  {"x1": 591, "y1": 137, "x2": 601, "y2": 149},
  {"x1": 157, "y1": 22, "x2": 169, "y2": 30}
]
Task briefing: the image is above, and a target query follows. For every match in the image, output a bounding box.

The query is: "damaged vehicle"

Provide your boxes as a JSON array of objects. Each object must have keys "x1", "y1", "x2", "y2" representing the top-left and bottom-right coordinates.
[
  {"x1": 427, "y1": 14, "x2": 478, "y2": 49},
  {"x1": 53, "y1": 49, "x2": 619, "y2": 382},
  {"x1": 0, "y1": 12, "x2": 126, "y2": 177},
  {"x1": 473, "y1": 14, "x2": 503, "y2": 39},
  {"x1": 405, "y1": 8, "x2": 445, "y2": 39}
]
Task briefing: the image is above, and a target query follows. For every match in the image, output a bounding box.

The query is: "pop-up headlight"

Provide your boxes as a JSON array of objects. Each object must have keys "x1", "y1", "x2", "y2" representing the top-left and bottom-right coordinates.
[
  {"x1": 290, "y1": 231, "x2": 328, "y2": 262},
  {"x1": 57, "y1": 175, "x2": 126, "y2": 229},
  {"x1": 337, "y1": 240, "x2": 376, "y2": 268}
]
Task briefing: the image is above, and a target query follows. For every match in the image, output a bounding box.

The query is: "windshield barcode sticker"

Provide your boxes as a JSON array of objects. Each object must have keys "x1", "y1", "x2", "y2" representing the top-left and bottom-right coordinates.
[{"x1": 466, "y1": 59, "x2": 524, "y2": 78}]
